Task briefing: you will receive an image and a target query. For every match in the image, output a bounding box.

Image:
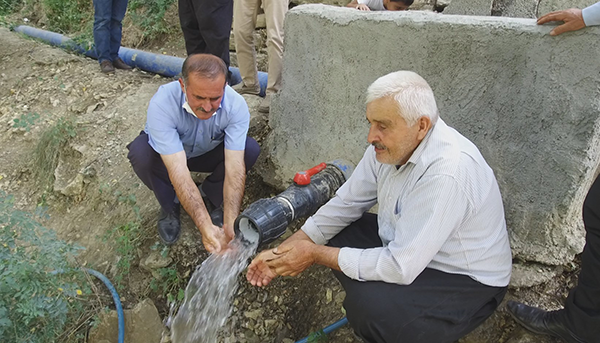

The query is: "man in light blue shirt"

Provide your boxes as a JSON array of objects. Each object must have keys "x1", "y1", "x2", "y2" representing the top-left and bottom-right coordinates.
[
  {"x1": 127, "y1": 54, "x2": 260, "y2": 250},
  {"x1": 507, "y1": 4, "x2": 600, "y2": 343}
]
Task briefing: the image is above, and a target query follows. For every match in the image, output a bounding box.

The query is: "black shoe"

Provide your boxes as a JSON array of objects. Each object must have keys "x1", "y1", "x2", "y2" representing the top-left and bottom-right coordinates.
[
  {"x1": 157, "y1": 204, "x2": 180, "y2": 245},
  {"x1": 209, "y1": 206, "x2": 224, "y2": 227},
  {"x1": 113, "y1": 57, "x2": 132, "y2": 70},
  {"x1": 506, "y1": 301, "x2": 586, "y2": 343}
]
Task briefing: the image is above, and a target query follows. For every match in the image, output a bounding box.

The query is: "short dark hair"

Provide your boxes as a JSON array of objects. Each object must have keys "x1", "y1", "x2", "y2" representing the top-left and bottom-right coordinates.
[
  {"x1": 391, "y1": 0, "x2": 413, "y2": 6},
  {"x1": 181, "y1": 54, "x2": 228, "y2": 85}
]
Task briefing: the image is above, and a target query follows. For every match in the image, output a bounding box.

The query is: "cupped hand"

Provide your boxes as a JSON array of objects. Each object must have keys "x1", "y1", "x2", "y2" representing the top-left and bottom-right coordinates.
[
  {"x1": 247, "y1": 249, "x2": 279, "y2": 287},
  {"x1": 356, "y1": 4, "x2": 370, "y2": 11},
  {"x1": 201, "y1": 224, "x2": 231, "y2": 253}
]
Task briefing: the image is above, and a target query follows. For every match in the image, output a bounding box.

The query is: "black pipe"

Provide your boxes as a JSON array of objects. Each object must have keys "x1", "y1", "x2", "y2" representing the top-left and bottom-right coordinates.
[{"x1": 234, "y1": 160, "x2": 354, "y2": 246}]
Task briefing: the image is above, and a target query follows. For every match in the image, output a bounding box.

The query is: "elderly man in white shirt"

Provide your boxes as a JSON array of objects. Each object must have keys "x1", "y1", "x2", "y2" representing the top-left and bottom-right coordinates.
[{"x1": 246, "y1": 71, "x2": 512, "y2": 343}]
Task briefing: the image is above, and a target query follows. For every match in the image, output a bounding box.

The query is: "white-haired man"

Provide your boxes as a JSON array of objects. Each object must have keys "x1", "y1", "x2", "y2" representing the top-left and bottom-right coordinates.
[{"x1": 246, "y1": 71, "x2": 512, "y2": 342}]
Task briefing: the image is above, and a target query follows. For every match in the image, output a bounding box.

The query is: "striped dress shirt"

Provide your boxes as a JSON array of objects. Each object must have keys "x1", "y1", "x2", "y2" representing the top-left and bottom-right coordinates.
[{"x1": 302, "y1": 119, "x2": 512, "y2": 287}]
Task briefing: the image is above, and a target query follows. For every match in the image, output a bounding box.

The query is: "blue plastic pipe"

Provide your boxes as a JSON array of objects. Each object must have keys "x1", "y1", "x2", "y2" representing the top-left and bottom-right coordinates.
[
  {"x1": 12, "y1": 25, "x2": 268, "y2": 96},
  {"x1": 83, "y1": 268, "x2": 125, "y2": 343},
  {"x1": 295, "y1": 317, "x2": 349, "y2": 343}
]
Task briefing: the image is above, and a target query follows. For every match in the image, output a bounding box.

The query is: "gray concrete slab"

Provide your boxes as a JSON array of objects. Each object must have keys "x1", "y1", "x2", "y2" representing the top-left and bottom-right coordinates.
[
  {"x1": 266, "y1": 5, "x2": 600, "y2": 265},
  {"x1": 444, "y1": 0, "x2": 491, "y2": 15}
]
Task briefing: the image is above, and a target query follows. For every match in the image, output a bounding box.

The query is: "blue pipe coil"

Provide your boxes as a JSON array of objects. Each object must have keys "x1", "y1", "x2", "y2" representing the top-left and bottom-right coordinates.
[
  {"x1": 295, "y1": 317, "x2": 349, "y2": 343},
  {"x1": 12, "y1": 25, "x2": 268, "y2": 96}
]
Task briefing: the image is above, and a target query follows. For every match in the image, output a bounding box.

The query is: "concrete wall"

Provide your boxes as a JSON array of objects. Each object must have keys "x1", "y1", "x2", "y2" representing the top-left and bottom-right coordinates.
[
  {"x1": 266, "y1": 5, "x2": 600, "y2": 265},
  {"x1": 446, "y1": 0, "x2": 598, "y2": 18}
]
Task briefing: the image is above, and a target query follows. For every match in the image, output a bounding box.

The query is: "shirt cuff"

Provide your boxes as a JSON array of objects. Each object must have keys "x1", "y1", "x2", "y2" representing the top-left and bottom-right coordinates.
[
  {"x1": 338, "y1": 247, "x2": 363, "y2": 281},
  {"x1": 582, "y1": 2, "x2": 600, "y2": 27},
  {"x1": 301, "y1": 217, "x2": 328, "y2": 245}
]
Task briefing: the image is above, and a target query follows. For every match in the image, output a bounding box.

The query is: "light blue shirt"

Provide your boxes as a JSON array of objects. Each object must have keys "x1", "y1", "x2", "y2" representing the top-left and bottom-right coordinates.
[
  {"x1": 582, "y1": 2, "x2": 600, "y2": 26},
  {"x1": 144, "y1": 81, "x2": 250, "y2": 158}
]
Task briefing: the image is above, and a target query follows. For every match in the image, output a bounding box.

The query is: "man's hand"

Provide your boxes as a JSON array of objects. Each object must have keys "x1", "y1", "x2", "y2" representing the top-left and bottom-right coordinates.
[
  {"x1": 356, "y1": 4, "x2": 370, "y2": 11},
  {"x1": 266, "y1": 240, "x2": 316, "y2": 277},
  {"x1": 201, "y1": 224, "x2": 230, "y2": 253},
  {"x1": 222, "y1": 222, "x2": 235, "y2": 242},
  {"x1": 247, "y1": 249, "x2": 279, "y2": 287},
  {"x1": 538, "y1": 8, "x2": 585, "y2": 36}
]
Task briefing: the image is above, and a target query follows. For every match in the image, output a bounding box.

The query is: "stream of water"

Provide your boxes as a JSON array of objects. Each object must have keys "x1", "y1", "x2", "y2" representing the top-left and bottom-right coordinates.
[{"x1": 169, "y1": 236, "x2": 258, "y2": 343}]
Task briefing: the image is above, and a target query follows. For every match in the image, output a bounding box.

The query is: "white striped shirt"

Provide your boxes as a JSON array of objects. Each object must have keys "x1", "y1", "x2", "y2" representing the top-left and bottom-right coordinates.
[{"x1": 302, "y1": 119, "x2": 512, "y2": 287}]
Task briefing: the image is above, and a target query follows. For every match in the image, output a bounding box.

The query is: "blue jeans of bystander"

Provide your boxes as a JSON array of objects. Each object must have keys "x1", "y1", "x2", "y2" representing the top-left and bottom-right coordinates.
[{"x1": 93, "y1": 0, "x2": 128, "y2": 63}]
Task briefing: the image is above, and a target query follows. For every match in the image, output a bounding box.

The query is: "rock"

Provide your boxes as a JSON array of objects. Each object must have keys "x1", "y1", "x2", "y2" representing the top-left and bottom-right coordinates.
[
  {"x1": 244, "y1": 308, "x2": 263, "y2": 320},
  {"x1": 140, "y1": 251, "x2": 173, "y2": 272},
  {"x1": 443, "y1": 0, "x2": 491, "y2": 15},
  {"x1": 89, "y1": 299, "x2": 164, "y2": 343},
  {"x1": 326, "y1": 288, "x2": 333, "y2": 304},
  {"x1": 509, "y1": 262, "x2": 560, "y2": 288}
]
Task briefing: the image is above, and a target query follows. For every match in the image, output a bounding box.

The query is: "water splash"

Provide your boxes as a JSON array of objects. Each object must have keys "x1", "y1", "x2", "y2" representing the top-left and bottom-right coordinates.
[{"x1": 170, "y1": 237, "x2": 258, "y2": 343}]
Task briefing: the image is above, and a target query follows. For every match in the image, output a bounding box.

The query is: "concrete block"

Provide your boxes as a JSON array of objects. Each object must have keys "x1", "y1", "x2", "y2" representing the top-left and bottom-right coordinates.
[
  {"x1": 267, "y1": 5, "x2": 600, "y2": 265},
  {"x1": 492, "y1": 0, "x2": 537, "y2": 18},
  {"x1": 444, "y1": 0, "x2": 491, "y2": 16},
  {"x1": 537, "y1": 0, "x2": 598, "y2": 17}
]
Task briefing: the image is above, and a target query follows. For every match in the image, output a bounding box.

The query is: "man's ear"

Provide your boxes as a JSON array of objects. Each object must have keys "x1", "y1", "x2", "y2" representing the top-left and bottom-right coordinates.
[
  {"x1": 179, "y1": 78, "x2": 185, "y2": 93},
  {"x1": 416, "y1": 116, "x2": 432, "y2": 141}
]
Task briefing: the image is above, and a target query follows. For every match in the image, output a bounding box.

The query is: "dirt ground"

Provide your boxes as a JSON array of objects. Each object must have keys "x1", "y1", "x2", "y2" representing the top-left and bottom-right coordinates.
[{"x1": 0, "y1": 26, "x2": 578, "y2": 343}]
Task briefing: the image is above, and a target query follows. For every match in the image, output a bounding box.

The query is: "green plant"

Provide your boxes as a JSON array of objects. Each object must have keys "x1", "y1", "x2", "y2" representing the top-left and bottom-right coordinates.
[
  {"x1": 149, "y1": 266, "x2": 185, "y2": 303},
  {"x1": 103, "y1": 221, "x2": 141, "y2": 290},
  {"x1": 42, "y1": 0, "x2": 92, "y2": 34},
  {"x1": 0, "y1": 0, "x2": 21, "y2": 15},
  {"x1": 307, "y1": 329, "x2": 329, "y2": 343},
  {"x1": 128, "y1": 0, "x2": 177, "y2": 41},
  {"x1": 0, "y1": 192, "x2": 90, "y2": 342},
  {"x1": 33, "y1": 117, "x2": 77, "y2": 190},
  {"x1": 12, "y1": 112, "x2": 40, "y2": 132}
]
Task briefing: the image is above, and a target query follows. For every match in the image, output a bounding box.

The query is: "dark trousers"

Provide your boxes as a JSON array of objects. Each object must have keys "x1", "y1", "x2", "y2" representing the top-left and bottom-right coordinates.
[
  {"x1": 126, "y1": 132, "x2": 259, "y2": 213},
  {"x1": 328, "y1": 214, "x2": 507, "y2": 343},
  {"x1": 178, "y1": 0, "x2": 232, "y2": 67},
  {"x1": 563, "y1": 174, "x2": 600, "y2": 342}
]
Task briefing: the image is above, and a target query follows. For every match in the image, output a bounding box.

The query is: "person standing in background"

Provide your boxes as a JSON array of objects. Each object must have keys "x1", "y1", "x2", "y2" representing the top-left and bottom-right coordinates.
[
  {"x1": 178, "y1": 0, "x2": 233, "y2": 81},
  {"x1": 232, "y1": 0, "x2": 288, "y2": 113},
  {"x1": 93, "y1": 0, "x2": 133, "y2": 74}
]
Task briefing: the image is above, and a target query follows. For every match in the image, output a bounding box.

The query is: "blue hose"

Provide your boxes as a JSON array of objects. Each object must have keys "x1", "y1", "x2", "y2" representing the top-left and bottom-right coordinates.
[
  {"x1": 295, "y1": 317, "x2": 349, "y2": 343},
  {"x1": 82, "y1": 268, "x2": 125, "y2": 343},
  {"x1": 12, "y1": 25, "x2": 269, "y2": 96}
]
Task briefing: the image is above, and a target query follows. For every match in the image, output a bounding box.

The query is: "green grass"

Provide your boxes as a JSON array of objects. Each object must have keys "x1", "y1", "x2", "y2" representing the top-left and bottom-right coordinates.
[
  {"x1": 33, "y1": 117, "x2": 77, "y2": 190},
  {"x1": 0, "y1": 191, "x2": 91, "y2": 342}
]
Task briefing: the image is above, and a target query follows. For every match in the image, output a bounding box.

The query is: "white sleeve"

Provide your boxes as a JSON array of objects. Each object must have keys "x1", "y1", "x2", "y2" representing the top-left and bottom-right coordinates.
[{"x1": 582, "y1": 2, "x2": 600, "y2": 26}]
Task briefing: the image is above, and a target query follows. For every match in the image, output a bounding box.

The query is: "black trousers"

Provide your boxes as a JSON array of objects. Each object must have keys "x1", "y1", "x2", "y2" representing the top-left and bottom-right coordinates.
[
  {"x1": 126, "y1": 132, "x2": 259, "y2": 213},
  {"x1": 563, "y1": 174, "x2": 600, "y2": 342},
  {"x1": 178, "y1": 0, "x2": 232, "y2": 67},
  {"x1": 328, "y1": 214, "x2": 507, "y2": 343}
]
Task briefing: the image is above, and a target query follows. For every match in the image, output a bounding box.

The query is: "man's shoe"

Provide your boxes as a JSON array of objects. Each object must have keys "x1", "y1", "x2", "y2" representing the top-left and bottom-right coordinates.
[
  {"x1": 506, "y1": 301, "x2": 586, "y2": 343},
  {"x1": 100, "y1": 60, "x2": 115, "y2": 74},
  {"x1": 258, "y1": 93, "x2": 271, "y2": 113},
  {"x1": 232, "y1": 82, "x2": 260, "y2": 96},
  {"x1": 209, "y1": 206, "x2": 224, "y2": 227},
  {"x1": 113, "y1": 57, "x2": 132, "y2": 70},
  {"x1": 157, "y1": 204, "x2": 181, "y2": 245}
]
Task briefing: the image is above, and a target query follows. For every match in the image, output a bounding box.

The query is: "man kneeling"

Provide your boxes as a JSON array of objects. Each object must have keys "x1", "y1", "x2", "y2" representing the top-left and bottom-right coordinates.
[{"x1": 246, "y1": 71, "x2": 512, "y2": 343}]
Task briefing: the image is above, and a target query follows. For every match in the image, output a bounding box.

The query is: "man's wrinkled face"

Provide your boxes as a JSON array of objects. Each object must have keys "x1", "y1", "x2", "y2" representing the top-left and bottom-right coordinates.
[
  {"x1": 366, "y1": 96, "x2": 420, "y2": 166},
  {"x1": 383, "y1": 0, "x2": 409, "y2": 11},
  {"x1": 179, "y1": 73, "x2": 226, "y2": 120}
]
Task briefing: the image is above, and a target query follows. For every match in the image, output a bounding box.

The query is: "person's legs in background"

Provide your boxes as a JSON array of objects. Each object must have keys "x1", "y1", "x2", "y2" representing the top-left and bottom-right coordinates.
[
  {"x1": 258, "y1": 0, "x2": 288, "y2": 113},
  {"x1": 232, "y1": 0, "x2": 262, "y2": 95}
]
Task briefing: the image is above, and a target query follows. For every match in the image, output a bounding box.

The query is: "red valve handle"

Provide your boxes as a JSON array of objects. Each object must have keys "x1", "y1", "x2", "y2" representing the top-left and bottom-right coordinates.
[{"x1": 293, "y1": 162, "x2": 327, "y2": 186}]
